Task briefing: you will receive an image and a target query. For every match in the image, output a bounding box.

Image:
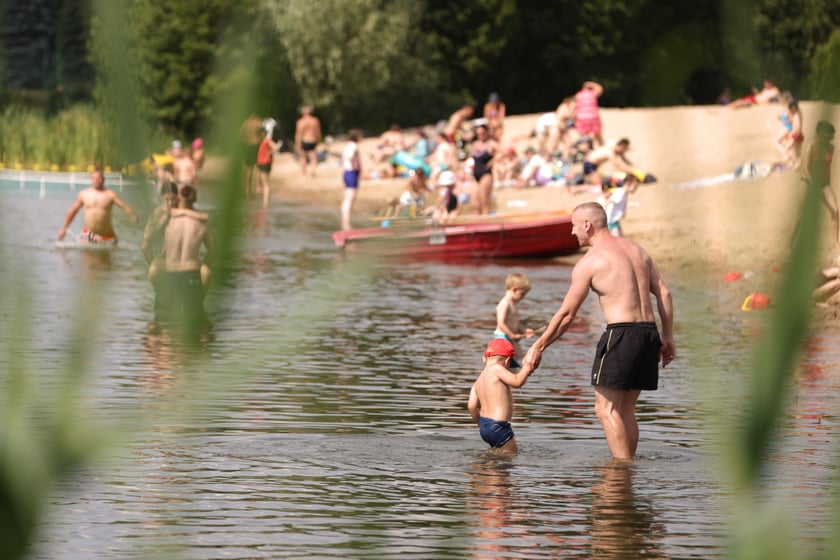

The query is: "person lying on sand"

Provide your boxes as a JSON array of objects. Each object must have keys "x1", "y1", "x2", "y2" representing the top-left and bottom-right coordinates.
[{"x1": 727, "y1": 79, "x2": 781, "y2": 109}]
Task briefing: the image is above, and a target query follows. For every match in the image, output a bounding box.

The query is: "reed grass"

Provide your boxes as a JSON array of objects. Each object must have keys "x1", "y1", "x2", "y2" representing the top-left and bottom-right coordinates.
[
  {"x1": 0, "y1": 104, "x2": 170, "y2": 171},
  {"x1": 1, "y1": 3, "x2": 839, "y2": 560}
]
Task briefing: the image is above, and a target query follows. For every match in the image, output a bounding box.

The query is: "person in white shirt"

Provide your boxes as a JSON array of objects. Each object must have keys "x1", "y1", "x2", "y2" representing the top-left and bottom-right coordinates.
[
  {"x1": 597, "y1": 173, "x2": 640, "y2": 237},
  {"x1": 515, "y1": 147, "x2": 555, "y2": 188}
]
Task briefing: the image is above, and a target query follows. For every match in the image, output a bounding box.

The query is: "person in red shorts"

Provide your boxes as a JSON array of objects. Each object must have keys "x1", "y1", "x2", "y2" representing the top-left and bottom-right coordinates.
[
  {"x1": 58, "y1": 167, "x2": 138, "y2": 245},
  {"x1": 727, "y1": 78, "x2": 781, "y2": 109},
  {"x1": 256, "y1": 128, "x2": 278, "y2": 208}
]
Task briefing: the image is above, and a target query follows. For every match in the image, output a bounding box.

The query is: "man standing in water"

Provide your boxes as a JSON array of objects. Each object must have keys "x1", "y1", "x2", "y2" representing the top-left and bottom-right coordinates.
[
  {"x1": 522, "y1": 202, "x2": 675, "y2": 459},
  {"x1": 158, "y1": 185, "x2": 215, "y2": 322},
  {"x1": 295, "y1": 105, "x2": 322, "y2": 177},
  {"x1": 172, "y1": 140, "x2": 198, "y2": 187},
  {"x1": 57, "y1": 167, "x2": 138, "y2": 244}
]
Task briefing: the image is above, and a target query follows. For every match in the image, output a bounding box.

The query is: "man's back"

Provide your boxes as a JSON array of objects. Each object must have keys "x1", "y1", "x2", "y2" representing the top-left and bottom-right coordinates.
[
  {"x1": 584, "y1": 235, "x2": 656, "y2": 324},
  {"x1": 164, "y1": 215, "x2": 208, "y2": 272}
]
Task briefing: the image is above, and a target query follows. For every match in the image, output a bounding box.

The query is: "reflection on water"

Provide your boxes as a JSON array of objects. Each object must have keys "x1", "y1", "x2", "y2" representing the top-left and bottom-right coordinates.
[
  {"x1": 2, "y1": 184, "x2": 838, "y2": 558},
  {"x1": 590, "y1": 462, "x2": 665, "y2": 559}
]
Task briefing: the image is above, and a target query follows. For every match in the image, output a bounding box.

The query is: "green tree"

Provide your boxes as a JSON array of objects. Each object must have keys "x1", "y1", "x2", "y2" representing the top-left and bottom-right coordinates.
[
  {"x1": 420, "y1": 0, "x2": 519, "y2": 104},
  {"x1": 754, "y1": 0, "x2": 840, "y2": 95},
  {"x1": 126, "y1": 0, "x2": 236, "y2": 138},
  {"x1": 809, "y1": 28, "x2": 840, "y2": 103},
  {"x1": 264, "y1": 0, "x2": 445, "y2": 131}
]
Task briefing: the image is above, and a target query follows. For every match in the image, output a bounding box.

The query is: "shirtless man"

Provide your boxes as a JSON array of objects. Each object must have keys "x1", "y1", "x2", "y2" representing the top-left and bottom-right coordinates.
[
  {"x1": 443, "y1": 104, "x2": 475, "y2": 144},
  {"x1": 57, "y1": 168, "x2": 138, "y2": 244},
  {"x1": 295, "y1": 105, "x2": 322, "y2": 177},
  {"x1": 522, "y1": 202, "x2": 675, "y2": 459},
  {"x1": 141, "y1": 182, "x2": 209, "y2": 289},
  {"x1": 583, "y1": 138, "x2": 633, "y2": 186},
  {"x1": 372, "y1": 124, "x2": 405, "y2": 164},
  {"x1": 172, "y1": 141, "x2": 198, "y2": 187},
  {"x1": 158, "y1": 186, "x2": 215, "y2": 322},
  {"x1": 554, "y1": 96, "x2": 578, "y2": 157},
  {"x1": 164, "y1": 186, "x2": 214, "y2": 293}
]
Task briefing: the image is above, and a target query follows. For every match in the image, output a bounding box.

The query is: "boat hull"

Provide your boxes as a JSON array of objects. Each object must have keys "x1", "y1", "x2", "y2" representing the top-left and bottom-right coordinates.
[{"x1": 332, "y1": 213, "x2": 580, "y2": 260}]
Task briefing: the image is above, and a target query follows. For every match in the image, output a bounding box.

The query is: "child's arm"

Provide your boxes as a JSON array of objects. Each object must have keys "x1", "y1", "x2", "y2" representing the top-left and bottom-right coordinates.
[
  {"x1": 171, "y1": 208, "x2": 210, "y2": 221},
  {"x1": 495, "y1": 364, "x2": 533, "y2": 389},
  {"x1": 467, "y1": 383, "x2": 480, "y2": 423}
]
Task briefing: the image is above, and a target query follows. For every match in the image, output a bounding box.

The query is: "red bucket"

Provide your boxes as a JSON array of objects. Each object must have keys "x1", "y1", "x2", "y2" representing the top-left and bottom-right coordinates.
[{"x1": 741, "y1": 292, "x2": 770, "y2": 311}]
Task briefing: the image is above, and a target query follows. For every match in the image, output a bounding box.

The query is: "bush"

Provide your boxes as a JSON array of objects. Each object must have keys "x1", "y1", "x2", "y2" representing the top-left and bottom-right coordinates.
[{"x1": 809, "y1": 29, "x2": 840, "y2": 103}]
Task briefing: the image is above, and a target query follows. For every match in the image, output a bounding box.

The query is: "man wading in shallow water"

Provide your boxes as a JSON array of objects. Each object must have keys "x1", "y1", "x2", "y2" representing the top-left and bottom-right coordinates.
[
  {"x1": 57, "y1": 167, "x2": 138, "y2": 244},
  {"x1": 157, "y1": 186, "x2": 215, "y2": 325},
  {"x1": 522, "y1": 202, "x2": 675, "y2": 459}
]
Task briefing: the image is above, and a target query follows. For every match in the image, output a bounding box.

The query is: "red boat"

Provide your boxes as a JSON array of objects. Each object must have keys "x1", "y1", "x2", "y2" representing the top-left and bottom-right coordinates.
[{"x1": 332, "y1": 211, "x2": 580, "y2": 259}]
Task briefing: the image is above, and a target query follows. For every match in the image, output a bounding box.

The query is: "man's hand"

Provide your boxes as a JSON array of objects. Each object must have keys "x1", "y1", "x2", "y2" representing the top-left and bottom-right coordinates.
[
  {"x1": 660, "y1": 337, "x2": 676, "y2": 367},
  {"x1": 522, "y1": 345, "x2": 542, "y2": 372}
]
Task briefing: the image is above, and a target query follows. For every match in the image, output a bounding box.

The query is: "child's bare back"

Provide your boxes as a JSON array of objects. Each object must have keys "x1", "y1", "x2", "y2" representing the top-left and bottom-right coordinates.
[{"x1": 467, "y1": 338, "x2": 533, "y2": 453}]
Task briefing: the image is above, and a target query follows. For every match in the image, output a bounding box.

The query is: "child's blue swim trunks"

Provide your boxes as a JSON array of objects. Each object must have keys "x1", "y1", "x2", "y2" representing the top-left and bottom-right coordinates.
[{"x1": 479, "y1": 416, "x2": 514, "y2": 448}]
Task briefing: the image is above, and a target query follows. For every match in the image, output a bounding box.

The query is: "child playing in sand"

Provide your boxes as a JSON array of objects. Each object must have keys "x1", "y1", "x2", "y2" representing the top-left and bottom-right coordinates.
[
  {"x1": 388, "y1": 168, "x2": 429, "y2": 217},
  {"x1": 430, "y1": 170, "x2": 459, "y2": 221},
  {"x1": 597, "y1": 173, "x2": 640, "y2": 237},
  {"x1": 774, "y1": 94, "x2": 804, "y2": 169},
  {"x1": 494, "y1": 273, "x2": 535, "y2": 358},
  {"x1": 467, "y1": 338, "x2": 533, "y2": 453},
  {"x1": 785, "y1": 99, "x2": 804, "y2": 169}
]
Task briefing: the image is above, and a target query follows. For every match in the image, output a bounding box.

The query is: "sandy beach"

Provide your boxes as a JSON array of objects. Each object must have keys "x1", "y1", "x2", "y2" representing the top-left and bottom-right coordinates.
[{"x1": 261, "y1": 102, "x2": 840, "y2": 324}]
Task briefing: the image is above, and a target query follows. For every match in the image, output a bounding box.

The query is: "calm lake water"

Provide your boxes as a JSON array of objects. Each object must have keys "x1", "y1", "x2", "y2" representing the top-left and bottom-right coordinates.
[{"x1": 3, "y1": 177, "x2": 840, "y2": 559}]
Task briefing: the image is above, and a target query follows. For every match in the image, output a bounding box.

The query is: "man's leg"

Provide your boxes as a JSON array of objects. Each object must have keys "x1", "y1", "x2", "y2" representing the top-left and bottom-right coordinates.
[
  {"x1": 594, "y1": 386, "x2": 640, "y2": 459},
  {"x1": 618, "y1": 389, "x2": 641, "y2": 456},
  {"x1": 200, "y1": 263, "x2": 211, "y2": 298},
  {"x1": 307, "y1": 151, "x2": 317, "y2": 177}
]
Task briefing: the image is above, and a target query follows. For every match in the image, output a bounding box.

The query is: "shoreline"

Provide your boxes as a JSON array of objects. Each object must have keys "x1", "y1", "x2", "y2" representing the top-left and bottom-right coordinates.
[{"x1": 249, "y1": 103, "x2": 840, "y2": 328}]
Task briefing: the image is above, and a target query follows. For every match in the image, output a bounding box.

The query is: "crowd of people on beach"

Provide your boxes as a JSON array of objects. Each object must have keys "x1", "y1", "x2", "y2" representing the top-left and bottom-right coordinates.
[{"x1": 305, "y1": 82, "x2": 658, "y2": 233}]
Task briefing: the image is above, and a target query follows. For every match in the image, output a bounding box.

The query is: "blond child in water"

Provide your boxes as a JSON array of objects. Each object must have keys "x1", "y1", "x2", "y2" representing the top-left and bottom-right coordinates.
[
  {"x1": 468, "y1": 338, "x2": 533, "y2": 453},
  {"x1": 494, "y1": 273, "x2": 535, "y2": 359}
]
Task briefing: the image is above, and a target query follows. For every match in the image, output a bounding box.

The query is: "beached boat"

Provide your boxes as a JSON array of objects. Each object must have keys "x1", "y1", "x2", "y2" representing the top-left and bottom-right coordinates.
[{"x1": 332, "y1": 211, "x2": 580, "y2": 259}]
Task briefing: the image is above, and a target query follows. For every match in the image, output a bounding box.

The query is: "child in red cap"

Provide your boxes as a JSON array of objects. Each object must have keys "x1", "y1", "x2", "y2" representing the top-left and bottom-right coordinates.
[{"x1": 467, "y1": 338, "x2": 533, "y2": 453}]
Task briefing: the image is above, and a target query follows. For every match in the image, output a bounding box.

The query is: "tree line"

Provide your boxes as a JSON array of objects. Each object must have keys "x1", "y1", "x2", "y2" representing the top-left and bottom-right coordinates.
[{"x1": 1, "y1": 0, "x2": 838, "y2": 141}]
